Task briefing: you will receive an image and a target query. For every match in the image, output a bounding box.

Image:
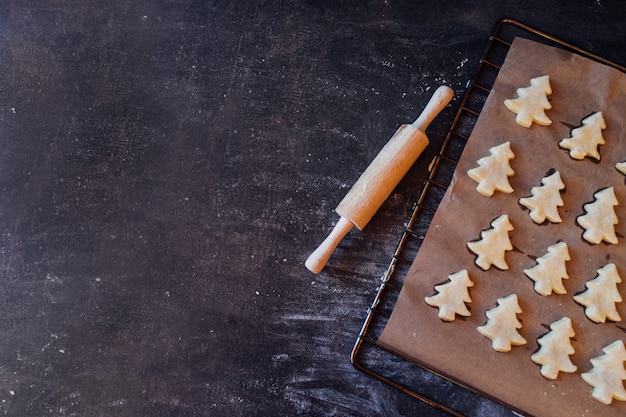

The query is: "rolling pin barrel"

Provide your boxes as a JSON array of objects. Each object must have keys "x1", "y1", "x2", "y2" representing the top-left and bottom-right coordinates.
[
  {"x1": 306, "y1": 85, "x2": 453, "y2": 274},
  {"x1": 335, "y1": 123, "x2": 427, "y2": 229}
]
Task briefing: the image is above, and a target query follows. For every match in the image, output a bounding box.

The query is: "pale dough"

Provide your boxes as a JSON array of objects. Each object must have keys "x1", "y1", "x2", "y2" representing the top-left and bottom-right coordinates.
[
  {"x1": 504, "y1": 75, "x2": 552, "y2": 127},
  {"x1": 573, "y1": 263, "x2": 623, "y2": 323},
  {"x1": 467, "y1": 214, "x2": 514, "y2": 271},
  {"x1": 467, "y1": 141, "x2": 515, "y2": 197},
  {"x1": 477, "y1": 294, "x2": 527, "y2": 352},
  {"x1": 424, "y1": 269, "x2": 474, "y2": 321},
  {"x1": 530, "y1": 317, "x2": 577, "y2": 380},
  {"x1": 559, "y1": 111, "x2": 606, "y2": 160}
]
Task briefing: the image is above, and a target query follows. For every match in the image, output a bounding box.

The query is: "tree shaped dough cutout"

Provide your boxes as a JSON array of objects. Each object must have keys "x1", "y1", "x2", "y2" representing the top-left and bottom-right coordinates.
[
  {"x1": 504, "y1": 74, "x2": 552, "y2": 128},
  {"x1": 581, "y1": 340, "x2": 626, "y2": 405},
  {"x1": 477, "y1": 294, "x2": 527, "y2": 352},
  {"x1": 467, "y1": 141, "x2": 515, "y2": 197},
  {"x1": 467, "y1": 214, "x2": 514, "y2": 271},
  {"x1": 425, "y1": 269, "x2": 474, "y2": 321},
  {"x1": 576, "y1": 187, "x2": 619, "y2": 245},
  {"x1": 573, "y1": 263, "x2": 622, "y2": 323},
  {"x1": 523, "y1": 241, "x2": 570, "y2": 296},
  {"x1": 519, "y1": 170, "x2": 565, "y2": 224},
  {"x1": 559, "y1": 112, "x2": 606, "y2": 160},
  {"x1": 531, "y1": 317, "x2": 577, "y2": 380},
  {"x1": 617, "y1": 161, "x2": 626, "y2": 175}
]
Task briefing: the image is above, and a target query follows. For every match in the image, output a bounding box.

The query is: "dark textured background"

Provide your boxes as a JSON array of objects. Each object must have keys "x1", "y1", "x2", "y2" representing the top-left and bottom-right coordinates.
[{"x1": 0, "y1": 1, "x2": 623, "y2": 416}]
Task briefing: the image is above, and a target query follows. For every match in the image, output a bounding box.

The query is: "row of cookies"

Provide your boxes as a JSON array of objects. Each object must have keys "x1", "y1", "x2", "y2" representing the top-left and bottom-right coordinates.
[{"x1": 424, "y1": 261, "x2": 625, "y2": 404}]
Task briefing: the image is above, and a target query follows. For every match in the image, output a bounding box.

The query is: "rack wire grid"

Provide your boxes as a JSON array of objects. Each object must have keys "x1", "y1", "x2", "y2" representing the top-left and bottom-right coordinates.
[{"x1": 350, "y1": 17, "x2": 626, "y2": 417}]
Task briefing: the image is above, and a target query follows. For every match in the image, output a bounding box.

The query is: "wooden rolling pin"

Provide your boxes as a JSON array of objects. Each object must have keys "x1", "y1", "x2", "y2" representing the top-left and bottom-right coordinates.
[{"x1": 306, "y1": 85, "x2": 454, "y2": 274}]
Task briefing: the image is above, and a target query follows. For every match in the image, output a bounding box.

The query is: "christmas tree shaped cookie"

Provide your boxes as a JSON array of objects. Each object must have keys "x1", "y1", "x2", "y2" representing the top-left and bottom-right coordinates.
[
  {"x1": 424, "y1": 269, "x2": 474, "y2": 321},
  {"x1": 467, "y1": 141, "x2": 515, "y2": 197},
  {"x1": 573, "y1": 263, "x2": 622, "y2": 323},
  {"x1": 576, "y1": 187, "x2": 619, "y2": 245},
  {"x1": 523, "y1": 241, "x2": 570, "y2": 296},
  {"x1": 531, "y1": 317, "x2": 577, "y2": 380},
  {"x1": 581, "y1": 340, "x2": 626, "y2": 405},
  {"x1": 467, "y1": 214, "x2": 514, "y2": 270},
  {"x1": 477, "y1": 294, "x2": 527, "y2": 352},
  {"x1": 519, "y1": 170, "x2": 565, "y2": 224},
  {"x1": 559, "y1": 112, "x2": 606, "y2": 160},
  {"x1": 504, "y1": 75, "x2": 552, "y2": 128},
  {"x1": 617, "y1": 161, "x2": 626, "y2": 175}
]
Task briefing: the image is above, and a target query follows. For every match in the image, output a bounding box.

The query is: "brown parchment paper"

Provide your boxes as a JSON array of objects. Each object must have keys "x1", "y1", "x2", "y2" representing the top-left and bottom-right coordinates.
[{"x1": 379, "y1": 37, "x2": 626, "y2": 417}]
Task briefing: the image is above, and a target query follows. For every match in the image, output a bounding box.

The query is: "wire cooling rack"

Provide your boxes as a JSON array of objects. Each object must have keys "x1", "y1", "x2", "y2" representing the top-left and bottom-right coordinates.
[{"x1": 350, "y1": 18, "x2": 626, "y2": 417}]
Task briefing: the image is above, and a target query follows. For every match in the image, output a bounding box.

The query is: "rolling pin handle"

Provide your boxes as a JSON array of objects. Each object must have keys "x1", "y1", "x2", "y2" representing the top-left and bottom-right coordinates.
[
  {"x1": 305, "y1": 216, "x2": 354, "y2": 274},
  {"x1": 412, "y1": 85, "x2": 454, "y2": 131}
]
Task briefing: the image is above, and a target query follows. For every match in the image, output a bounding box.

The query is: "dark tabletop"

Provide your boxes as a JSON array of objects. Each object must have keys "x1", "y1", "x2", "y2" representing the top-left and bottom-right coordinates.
[{"x1": 0, "y1": 1, "x2": 624, "y2": 416}]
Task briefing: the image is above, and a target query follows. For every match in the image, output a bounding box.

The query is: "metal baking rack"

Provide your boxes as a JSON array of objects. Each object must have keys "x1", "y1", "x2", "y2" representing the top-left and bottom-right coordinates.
[{"x1": 350, "y1": 18, "x2": 626, "y2": 417}]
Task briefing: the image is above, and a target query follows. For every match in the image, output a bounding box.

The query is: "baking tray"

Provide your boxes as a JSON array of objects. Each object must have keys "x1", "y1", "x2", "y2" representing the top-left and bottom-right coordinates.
[{"x1": 350, "y1": 17, "x2": 626, "y2": 417}]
